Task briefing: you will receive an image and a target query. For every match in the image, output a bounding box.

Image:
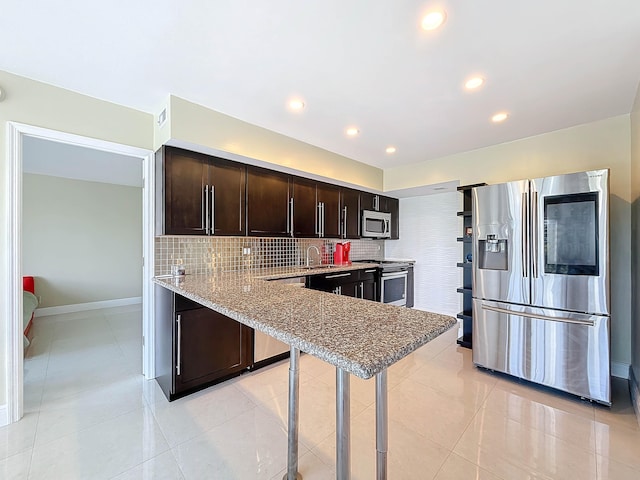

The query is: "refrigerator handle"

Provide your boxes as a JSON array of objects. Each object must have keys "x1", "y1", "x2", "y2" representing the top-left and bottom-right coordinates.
[
  {"x1": 532, "y1": 190, "x2": 539, "y2": 278},
  {"x1": 522, "y1": 192, "x2": 528, "y2": 278},
  {"x1": 482, "y1": 304, "x2": 595, "y2": 327}
]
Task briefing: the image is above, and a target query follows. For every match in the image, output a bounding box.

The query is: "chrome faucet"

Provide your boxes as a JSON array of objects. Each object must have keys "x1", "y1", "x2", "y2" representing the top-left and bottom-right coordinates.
[{"x1": 306, "y1": 245, "x2": 321, "y2": 267}]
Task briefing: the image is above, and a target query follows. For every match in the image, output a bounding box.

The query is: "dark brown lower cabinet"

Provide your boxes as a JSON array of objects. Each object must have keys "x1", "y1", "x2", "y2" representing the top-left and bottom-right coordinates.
[
  {"x1": 155, "y1": 285, "x2": 252, "y2": 401},
  {"x1": 307, "y1": 269, "x2": 379, "y2": 301}
]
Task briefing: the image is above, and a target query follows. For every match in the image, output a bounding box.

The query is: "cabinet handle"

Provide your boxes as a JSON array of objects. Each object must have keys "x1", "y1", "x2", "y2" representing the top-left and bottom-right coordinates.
[
  {"x1": 316, "y1": 202, "x2": 321, "y2": 236},
  {"x1": 360, "y1": 282, "x2": 364, "y2": 299},
  {"x1": 343, "y1": 206, "x2": 348, "y2": 238},
  {"x1": 325, "y1": 272, "x2": 351, "y2": 279},
  {"x1": 201, "y1": 186, "x2": 206, "y2": 231},
  {"x1": 204, "y1": 185, "x2": 210, "y2": 235},
  {"x1": 321, "y1": 202, "x2": 325, "y2": 237},
  {"x1": 176, "y1": 314, "x2": 182, "y2": 376},
  {"x1": 289, "y1": 198, "x2": 294, "y2": 237},
  {"x1": 338, "y1": 285, "x2": 342, "y2": 295},
  {"x1": 211, "y1": 185, "x2": 215, "y2": 235},
  {"x1": 364, "y1": 269, "x2": 377, "y2": 273}
]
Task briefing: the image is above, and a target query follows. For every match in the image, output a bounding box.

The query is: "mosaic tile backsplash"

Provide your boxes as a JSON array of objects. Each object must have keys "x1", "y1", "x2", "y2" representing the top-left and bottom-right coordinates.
[{"x1": 155, "y1": 236, "x2": 385, "y2": 276}]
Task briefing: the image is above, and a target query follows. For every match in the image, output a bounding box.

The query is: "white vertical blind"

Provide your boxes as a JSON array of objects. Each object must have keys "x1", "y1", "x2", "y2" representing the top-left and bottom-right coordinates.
[{"x1": 385, "y1": 192, "x2": 461, "y2": 316}]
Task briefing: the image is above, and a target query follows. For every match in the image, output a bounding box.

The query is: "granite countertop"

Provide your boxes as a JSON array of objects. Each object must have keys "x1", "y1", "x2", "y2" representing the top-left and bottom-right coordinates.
[{"x1": 154, "y1": 266, "x2": 456, "y2": 379}]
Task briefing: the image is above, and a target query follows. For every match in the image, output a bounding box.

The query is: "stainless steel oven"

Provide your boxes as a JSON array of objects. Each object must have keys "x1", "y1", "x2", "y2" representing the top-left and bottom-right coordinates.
[{"x1": 380, "y1": 263, "x2": 409, "y2": 306}]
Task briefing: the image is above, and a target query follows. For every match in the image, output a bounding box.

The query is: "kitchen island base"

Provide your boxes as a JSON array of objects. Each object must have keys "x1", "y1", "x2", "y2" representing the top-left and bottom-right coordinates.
[{"x1": 284, "y1": 355, "x2": 390, "y2": 480}]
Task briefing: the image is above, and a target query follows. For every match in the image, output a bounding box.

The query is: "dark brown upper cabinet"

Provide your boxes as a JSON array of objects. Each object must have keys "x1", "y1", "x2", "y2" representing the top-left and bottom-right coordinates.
[
  {"x1": 291, "y1": 177, "x2": 317, "y2": 237},
  {"x1": 159, "y1": 146, "x2": 245, "y2": 236},
  {"x1": 290, "y1": 177, "x2": 341, "y2": 238},
  {"x1": 340, "y1": 188, "x2": 360, "y2": 239},
  {"x1": 158, "y1": 145, "x2": 399, "y2": 240},
  {"x1": 379, "y1": 195, "x2": 400, "y2": 239},
  {"x1": 247, "y1": 166, "x2": 291, "y2": 237},
  {"x1": 317, "y1": 182, "x2": 341, "y2": 238},
  {"x1": 360, "y1": 192, "x2": 377, "y2": 212}
]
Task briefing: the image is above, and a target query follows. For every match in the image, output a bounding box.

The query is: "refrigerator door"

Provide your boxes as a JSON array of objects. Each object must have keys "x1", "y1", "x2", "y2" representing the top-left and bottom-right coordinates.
[
  {"x1": 472, "y1": 180, "x2": 530, "y2": 305},
  {"x1": 473, "y1": 299, "x2": 611, "y2": 405},
  {"x1": 530, "y1": 170, "x2": 609, "y2": 315}
]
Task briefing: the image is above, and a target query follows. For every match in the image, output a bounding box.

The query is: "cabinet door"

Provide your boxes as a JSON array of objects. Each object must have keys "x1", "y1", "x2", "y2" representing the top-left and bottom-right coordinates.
[
  {"x1": 360, "y1": 192, "x2": 377, "y2": 212},
  {"x1": 174, "y1": 307, "x2": 251, "y2": 395},
  {"x1": 247, "y1": 166, "x2": 291, "y2": 236},
  {"x1": 361, "y1": 280, "x2": 377, "y2": 301},
  {"x1": 340, "y1": 282, "x2": 359, "y2": 298},
  {"x1": 387, "y1": 197, "x2": 399, "y2": 239},
  {"x1": 210, "y1": 158, "x2": 246, "y2": 236},
  {"x1": 164, "y1": 148, "x2": 208, "y2": 235},
  {"x1": 317, "y1": 182, "x2": 341, "y2": 238},
  {"x1": 307, "y1": 271, "x2": 357, "y2": 293},
  {"x1": 340, "y1": 188, "x2": 360, "y2": 239},
  {"x1": 291, "y1": 177, "x2": 317, "y2": 237}
]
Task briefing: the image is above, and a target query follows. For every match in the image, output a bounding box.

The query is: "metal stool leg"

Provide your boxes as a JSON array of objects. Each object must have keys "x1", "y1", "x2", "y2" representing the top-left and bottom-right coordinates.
[
  {"x1": 376, "y1": 369, "x2": 388, "y2": 480},
  {"x1": 336, "y1": 368, "x2": 351, "y2": 480},
  {"x1": 284, "y1": 347, "x2": 302, "y2": 480}
]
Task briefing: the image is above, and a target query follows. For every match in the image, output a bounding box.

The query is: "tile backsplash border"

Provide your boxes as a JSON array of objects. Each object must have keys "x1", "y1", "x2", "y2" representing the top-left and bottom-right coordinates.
[{"x1": 155, "y1": 236, "x2": 385, "y2": 276}]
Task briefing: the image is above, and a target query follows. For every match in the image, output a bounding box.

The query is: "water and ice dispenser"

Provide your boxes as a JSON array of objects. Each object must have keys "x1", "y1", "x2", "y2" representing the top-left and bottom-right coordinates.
[{"x1": 478, "y1": 234, "x2": 508, "y2": 270}]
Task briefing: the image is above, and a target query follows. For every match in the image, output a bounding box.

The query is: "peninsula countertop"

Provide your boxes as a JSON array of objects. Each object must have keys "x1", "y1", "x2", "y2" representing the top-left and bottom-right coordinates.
[{"x1": 153, "y1": 266, "x2": 456, "y2": 379}]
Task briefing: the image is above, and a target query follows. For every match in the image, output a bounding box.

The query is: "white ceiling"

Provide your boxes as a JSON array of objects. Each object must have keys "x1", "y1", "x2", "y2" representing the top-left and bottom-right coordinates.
[
  {"x1": 2, "y1": 1, "x2": 640, "y2": 170},
  {"x1": 23, "y1": 136, "x2": 142, "y2": 187}
]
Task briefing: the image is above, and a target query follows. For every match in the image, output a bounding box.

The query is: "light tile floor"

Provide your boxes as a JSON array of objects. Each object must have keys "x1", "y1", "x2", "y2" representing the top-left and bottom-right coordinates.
[{"x1": 2, "y1": 305, "x2": 639, "y2": 479}]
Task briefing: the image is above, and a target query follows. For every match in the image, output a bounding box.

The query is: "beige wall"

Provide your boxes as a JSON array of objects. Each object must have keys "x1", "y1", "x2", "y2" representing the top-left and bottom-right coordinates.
[
  {"x1": 0, "y1": 70, "x2": 153, "y2": 407},
  {"x1": 631, "y1": 82, "x2": 640, "y2": 384},
  {"x1": 23, "y1": 174, "x2": 142, "y2": 307},
  {"x1": 163, "y1": 96, "x2": 384, "y2": 191},
  {"x1": 385, "y1": 116, "x2": 633, "y2": 367}
]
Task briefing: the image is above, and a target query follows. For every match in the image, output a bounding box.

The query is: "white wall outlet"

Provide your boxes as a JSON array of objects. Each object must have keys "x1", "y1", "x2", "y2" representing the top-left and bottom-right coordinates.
[{"x1": 243, "y1": 247, "x2": 251, "y2": 255}]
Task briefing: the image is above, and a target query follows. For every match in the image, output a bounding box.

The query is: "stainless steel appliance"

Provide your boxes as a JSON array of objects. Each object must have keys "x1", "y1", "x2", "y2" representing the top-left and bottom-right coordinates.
[
  {"x1": 472, "y1": 169, "x2": 610, "y2": 404},
  {"x1": 379, "y1": 262, "x2": 410, "y2": 307},
  {"x1": 362, "y1": 210, "x2": 391, "y2": 238}
]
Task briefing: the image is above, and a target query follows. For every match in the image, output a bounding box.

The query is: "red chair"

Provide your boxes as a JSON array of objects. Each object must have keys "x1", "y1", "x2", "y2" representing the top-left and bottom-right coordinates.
[{"x1": 23, "y1": 276, "x2": 35, "y2": 337}]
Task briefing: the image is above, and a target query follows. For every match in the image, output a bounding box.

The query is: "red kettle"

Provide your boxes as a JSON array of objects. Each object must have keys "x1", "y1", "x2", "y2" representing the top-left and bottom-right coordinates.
[
  {"x1": 334, "y1": 242, "x2": 351, "y2": 265},
  {"x1": 333, "y1": 243, "x2": 344, "y2": 265},
  {"x1": 342, "y1": 241, "x2": 351, "y2": 264}
]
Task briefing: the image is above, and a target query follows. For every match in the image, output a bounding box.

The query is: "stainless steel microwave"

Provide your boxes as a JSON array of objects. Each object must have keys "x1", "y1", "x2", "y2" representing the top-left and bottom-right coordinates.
[{"x1": 362, "y1": 210, "x2": 391, "y2": 238}]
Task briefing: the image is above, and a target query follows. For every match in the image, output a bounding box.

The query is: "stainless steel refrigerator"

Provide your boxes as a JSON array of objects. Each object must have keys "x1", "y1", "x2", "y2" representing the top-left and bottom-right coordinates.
[{"x1": 472, "y1": 169, "x2": 610, "y2": 405}]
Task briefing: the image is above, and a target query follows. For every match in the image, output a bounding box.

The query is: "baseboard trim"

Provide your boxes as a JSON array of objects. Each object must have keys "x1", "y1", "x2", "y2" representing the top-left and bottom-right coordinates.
[
  {"x1": 0, "y1": 404, "x2": 8, "y2": 427},
  {"x1": 630, "y1": 367, "x2": 640, "y2": 427},
  {"x1": 34, "y1": 297, "x2": 142, "y2": 318},
  {"x1": 612, "y1": 361, "x2": 630, "y2": 379}
]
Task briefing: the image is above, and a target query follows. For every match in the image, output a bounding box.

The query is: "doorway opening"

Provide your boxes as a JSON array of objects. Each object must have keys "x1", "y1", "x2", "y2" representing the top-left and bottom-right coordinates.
[{"x1": 5, "y1": 122, "x2": 155, "y2": 425}]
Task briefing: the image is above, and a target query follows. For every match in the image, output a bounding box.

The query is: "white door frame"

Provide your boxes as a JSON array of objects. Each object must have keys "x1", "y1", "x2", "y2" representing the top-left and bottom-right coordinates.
[{"x1": 5, "y1": 122, "x2": 156, "y2": 425}]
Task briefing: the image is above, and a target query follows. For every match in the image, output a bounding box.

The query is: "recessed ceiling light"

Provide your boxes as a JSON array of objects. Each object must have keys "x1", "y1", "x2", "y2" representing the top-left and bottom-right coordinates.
[
  {"x1": 421, "y1": 10, "x2": 446, "y2": 30},
  {"x1": 288, "y1": 99, "x2": 305, "y2": 111},
  {"x1": 385, "y1": 146, "x2": 397, "y2": 154},
  {"x1": 491, "y1": 112, "x2": 509, "y2": 123},
  {"x1": 346, "y1": 127, "x2": 360, "y2": 136},
  {"x1": 465, "y1": 77, "x2": 484, "y2": 90}
]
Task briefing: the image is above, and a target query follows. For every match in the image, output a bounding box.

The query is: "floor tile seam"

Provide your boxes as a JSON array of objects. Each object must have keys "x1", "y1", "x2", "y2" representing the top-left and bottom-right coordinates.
[
  {"x1": 429, "y1": 451, "x2": 456, "y2": 480},
  {"x1": 229, "y1": 381, "x2": 264, "y2": 409},
  {"x1": 32, "y1": 398, "x2": 148, "y2": 449},
  {"x1": 491, "y1": 382, "x2": 598, "y2": 421},
  {"x1": 451, "y1": 442, "x2": 551, "y2": 480},
  {"x1": 407, "y1": 367, "x2": 497, "y2": 400},
  {"x1": 156, "y1": 401, "x2": 261, "y2": 451},
  {"x1": 30, "y1": 404, "x2": 153, "y2": 453},
  {"x1": 473, "y1": 404, "x2": 599, "y2": 456},
  {"x1": 306, "y1": 432, "x2": 338, "y2": 468},
  {"x1": 39, "y1": 379, "x2": 126, "y2": 405},
  {"x1": 594, "y1": 452, "x2": 640, "y2": 475}
]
